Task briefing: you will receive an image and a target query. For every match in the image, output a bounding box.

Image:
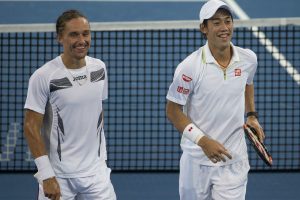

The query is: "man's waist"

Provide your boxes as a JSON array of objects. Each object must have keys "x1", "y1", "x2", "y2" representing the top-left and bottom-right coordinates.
[{"x1": 52, "y1": 157, "x2": 106, "y2": 178}]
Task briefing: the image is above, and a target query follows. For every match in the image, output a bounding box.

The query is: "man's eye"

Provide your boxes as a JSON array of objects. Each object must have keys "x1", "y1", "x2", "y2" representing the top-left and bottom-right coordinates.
[
  {"x1": 69, "y1": 32, "x2": 78, "y2": 37},
  {"x1": 83, "y1": 32, "x2": 90, "y2": 37}
]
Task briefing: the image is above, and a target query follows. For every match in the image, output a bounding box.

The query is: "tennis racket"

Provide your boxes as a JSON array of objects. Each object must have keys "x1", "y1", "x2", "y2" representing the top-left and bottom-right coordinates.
[{"x1": 243, "y1": 124, "x2": 273, "y2": 167}]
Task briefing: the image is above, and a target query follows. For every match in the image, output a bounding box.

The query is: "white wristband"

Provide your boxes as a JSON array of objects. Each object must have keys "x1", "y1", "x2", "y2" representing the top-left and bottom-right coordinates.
[
  {"x1": 34, "y1": 155, "x2": 56, "y2": 184},
  {"x1": 183, "y1": 123, "x2": 205, "y2": 144}
]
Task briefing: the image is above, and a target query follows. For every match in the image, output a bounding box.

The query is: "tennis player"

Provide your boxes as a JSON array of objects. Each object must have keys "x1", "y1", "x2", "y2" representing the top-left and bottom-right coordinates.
[
  {"x1": 166, "y1": 0, "x2": 265, "y2": 199},
  {"x1": 24, "y1": 10, "x2": 116, "y2": 200}
]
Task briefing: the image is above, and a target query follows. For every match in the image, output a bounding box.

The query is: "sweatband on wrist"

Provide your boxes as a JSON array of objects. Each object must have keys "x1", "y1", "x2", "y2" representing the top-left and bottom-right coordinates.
[
  {"x1": 183, "y1": 123, "x2": 205, "y2": 144},
  {"x1": 34, "y1": 155, "x2": 55, "y2": 184},
  {"x1": 246, "y1": 111, "x2": 259, "y2": 119}
]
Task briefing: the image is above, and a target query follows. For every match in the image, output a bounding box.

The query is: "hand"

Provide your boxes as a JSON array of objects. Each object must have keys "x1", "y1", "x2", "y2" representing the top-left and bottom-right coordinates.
[
  {"x1": 43, "y1": 177, "x2": 61, "y2": 200},
  {"x1": 197, "y1": 136, "x2": 232, "y2": 163},
  {"x1": 246, "y1": 116, "x2": 265, "y2": 143}
]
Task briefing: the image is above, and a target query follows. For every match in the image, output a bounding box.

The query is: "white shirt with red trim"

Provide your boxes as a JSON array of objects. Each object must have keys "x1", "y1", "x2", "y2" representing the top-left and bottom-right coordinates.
[{"x1": 167, "y1": 42, "x2": 257, "y2": 166}]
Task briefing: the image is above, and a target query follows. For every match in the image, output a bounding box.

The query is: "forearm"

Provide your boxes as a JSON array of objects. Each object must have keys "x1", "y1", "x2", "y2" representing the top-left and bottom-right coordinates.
[
  {"x1": 23, "y1": 110, "x2": 47, "y2": 158},
  {"x1": 245, "y1": 84, "x2": 256, "y2": 113},
  {"x1": 244, "y1": 84, "x2": 265, "y2": 141},
  {"x1": 25, "y1": 131, "x2": 47, "y2": 158},
  {"x1": 24, "y1": 109, "x2": 57, "y2": 184},
  {"x1": 166, "y1": 100, "x2": 191, "y2": 133},
  {"x1": 166, "y1": 100, "x2": 232, "y2": 162},
  {"x1": 166, "y1": 100, "x2": 206, "y2": 145}
]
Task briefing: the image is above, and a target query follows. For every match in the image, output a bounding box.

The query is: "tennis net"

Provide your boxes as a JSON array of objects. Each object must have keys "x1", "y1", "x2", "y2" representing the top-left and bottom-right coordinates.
[{"x1": 1, "y1": 18, "x2": 300, "y2": 172}]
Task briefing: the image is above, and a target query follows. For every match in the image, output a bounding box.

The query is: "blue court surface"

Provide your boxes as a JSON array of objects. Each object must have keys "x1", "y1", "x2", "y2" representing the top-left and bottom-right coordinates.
[
  {"x1": 1, "y1": 172, "x2": 300, "y2": 200},
  {"x1": 0, "y1": 0, "x2": 300, "y2": 200}
]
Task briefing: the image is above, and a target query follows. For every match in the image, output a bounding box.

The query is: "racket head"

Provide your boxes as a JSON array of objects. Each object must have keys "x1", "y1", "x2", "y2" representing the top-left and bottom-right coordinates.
[{"x1": 243, "y1": 124, "x2": 273, "y2": 167}]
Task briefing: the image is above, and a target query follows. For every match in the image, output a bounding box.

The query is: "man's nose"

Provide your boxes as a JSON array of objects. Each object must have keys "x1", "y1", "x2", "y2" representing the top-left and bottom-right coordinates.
[
  {"x1": 78, "y1": 34, "x2": 85, "y2": 42},
  {"x1": 220, "y1": 21, "x2": 230, "y2": 31}
]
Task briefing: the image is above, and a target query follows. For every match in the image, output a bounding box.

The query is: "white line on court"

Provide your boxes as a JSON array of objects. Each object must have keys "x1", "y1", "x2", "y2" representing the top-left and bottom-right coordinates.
[{"x1": 225, "y1": 0, "x2": 300, "y2": 85}]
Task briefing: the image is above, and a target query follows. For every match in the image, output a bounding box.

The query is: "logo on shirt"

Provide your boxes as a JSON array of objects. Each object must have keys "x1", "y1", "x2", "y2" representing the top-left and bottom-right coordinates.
[
  {"x1": 177, "y1": 86, "x2": 190, "y2": 95},
  {"x1": 182, "y1": 74, "x2": 192, "y2": 82},
  {"x1": 73, "y1": 75, "x2": 87, "y2": 81},
  {"x1": 235, "y1": 69, "x2": 241, "y2": 76}
]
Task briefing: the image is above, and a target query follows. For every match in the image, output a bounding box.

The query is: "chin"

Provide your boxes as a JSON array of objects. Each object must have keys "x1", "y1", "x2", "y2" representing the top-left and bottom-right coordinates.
[
  {"x1": 74, "y1": 52, "x2": 88, "y2": 59},
  {"x1": 77, "y1": 55, "x2": 87, "y2": 60},
  {"x1": 219, "y1": 43, "x2": 230, "y2": 51}
]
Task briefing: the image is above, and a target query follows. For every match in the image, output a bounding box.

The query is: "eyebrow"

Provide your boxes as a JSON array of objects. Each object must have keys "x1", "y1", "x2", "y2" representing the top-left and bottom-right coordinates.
[
  {"x1": 209, "y1": 16, "x2": 232, "y2": 21},
  {"x1": 69, "y1": 29, "x2": 90, "y2": 33}
]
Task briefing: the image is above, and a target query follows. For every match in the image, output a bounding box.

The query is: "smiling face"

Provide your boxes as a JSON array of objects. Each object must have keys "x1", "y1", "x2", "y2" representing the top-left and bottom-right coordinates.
[
  {"x1": 200, "y1": 8, "x2": 233, "y2": 52},
  {"x1": 57, "y1": 17, "x2": 91, "y2": 67}
]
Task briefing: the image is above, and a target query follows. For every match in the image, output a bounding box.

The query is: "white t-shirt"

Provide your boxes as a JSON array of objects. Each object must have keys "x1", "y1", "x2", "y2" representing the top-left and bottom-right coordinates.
[
  {"x1": 167, "y1": 42, "x2": 257, "y2": 166},
  {"x1": 24, "y1": 55, "x2": 108, "y2": 178}
]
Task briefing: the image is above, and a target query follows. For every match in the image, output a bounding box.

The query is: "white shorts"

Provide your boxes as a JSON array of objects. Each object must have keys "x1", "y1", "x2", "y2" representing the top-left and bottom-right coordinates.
[
  {"x1": 38, "y1": 165, "x2": 116, "y2": 200},
  {"x1": 179, "y1": 152, "x2": 250, "y2": 200}
]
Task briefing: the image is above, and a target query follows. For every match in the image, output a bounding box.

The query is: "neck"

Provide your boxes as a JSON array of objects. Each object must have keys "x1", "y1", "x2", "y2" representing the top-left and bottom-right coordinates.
[
  {"x1": 61, "y1": 54, "x2": 86, "y2": 69},
  {"x1": 209, "y1": 44, "x2": 232, "y2": 69}
]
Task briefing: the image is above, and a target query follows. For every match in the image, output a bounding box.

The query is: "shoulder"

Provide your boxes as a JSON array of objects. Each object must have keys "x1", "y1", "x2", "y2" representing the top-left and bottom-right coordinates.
[
  {"x1": 172, "y1": 48, "x2": 204, "y2": 84},
  {"x1": 235, "y1": 46, "x2": 257, "y2": 64},
  {"x1": 180, "y1": 48, "x2": 202, "y2": 66},
  {"x1": 176, "y1": 48, "x2": 203, "y2": 73},
  {"x1": 30, "y1": 56, "x2": 61, "y2": 82},
  {"x1": 86, "y1": 56, "x2": 106, "y2": 69}
]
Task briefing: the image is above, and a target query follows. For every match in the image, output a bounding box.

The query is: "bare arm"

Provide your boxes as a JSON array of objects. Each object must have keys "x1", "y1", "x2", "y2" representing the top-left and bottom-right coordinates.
[
  {"x1": 24, "y1": 109, "x2": 47, "y2": 158},
  {"x1": 24, "y1": 109, "x2": 61, "y2": 200},
  {"x1": 166, "y1": 100, "x2": 232, "y2": 163},
  {"x1": 245, "y1": 84, "x2": 256, "y2": 114},
  {"x1": 165, "y1": 100, "x2": 191, "y2": 132},
  {"x1": 245, "y1": 84, "x2": 265, "y2": 142}
]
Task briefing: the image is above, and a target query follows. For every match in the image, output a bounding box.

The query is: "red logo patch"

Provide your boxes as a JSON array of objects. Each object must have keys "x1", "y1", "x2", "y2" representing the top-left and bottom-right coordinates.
[
  {"x1": 182, "y1": 74, "x2": 192, "y2": 82},
  {"x1": 177, "y1": 86, "x2": 190, "y2": 95},
  {"x1": 235, "y1": 69, "x2": 241, "y2": 76}
]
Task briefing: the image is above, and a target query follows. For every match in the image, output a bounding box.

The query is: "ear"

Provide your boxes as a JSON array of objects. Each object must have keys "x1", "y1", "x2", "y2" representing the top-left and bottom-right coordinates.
[
  {"x1": 56, "y1": 34, "x2": 63, "y2": 45},
  {"x1": 200, "y1": 23, "x2": 207, "y2": 34}
]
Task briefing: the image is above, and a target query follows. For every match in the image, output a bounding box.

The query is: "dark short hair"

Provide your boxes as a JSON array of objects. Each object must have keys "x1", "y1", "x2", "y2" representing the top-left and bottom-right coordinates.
[{"x1": 56, "y1": 9, "x2": 89, "y2": 36}]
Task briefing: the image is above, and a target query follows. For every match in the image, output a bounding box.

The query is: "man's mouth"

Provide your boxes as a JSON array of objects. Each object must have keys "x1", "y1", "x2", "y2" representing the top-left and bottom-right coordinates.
[
  {"x1": 218, "y1": 33, "x2": 229, "y2": 39},
  {"x1": 75, "y1": 46, "x2": 86, "y2": 50},
  {"x1": 73, "y1": 42, "x2": 89, "y2": 50}
]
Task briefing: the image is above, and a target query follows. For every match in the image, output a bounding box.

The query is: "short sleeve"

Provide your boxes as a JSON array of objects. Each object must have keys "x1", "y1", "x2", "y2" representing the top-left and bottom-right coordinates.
[
  {"x1": 166, "y1": 63, "x2": 195, "y2": 105},
  {"x1": 166, "y1": 50, "x2": 204, "y2": 106},
  {"x1": 24, "y1": 70, "x2": 49, "y2": 114}
]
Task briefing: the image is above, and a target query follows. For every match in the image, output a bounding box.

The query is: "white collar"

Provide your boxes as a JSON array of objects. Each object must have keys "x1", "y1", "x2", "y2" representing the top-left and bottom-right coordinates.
[{"x1": 202, "y1": 42, "x2": 240, "y2": 65}]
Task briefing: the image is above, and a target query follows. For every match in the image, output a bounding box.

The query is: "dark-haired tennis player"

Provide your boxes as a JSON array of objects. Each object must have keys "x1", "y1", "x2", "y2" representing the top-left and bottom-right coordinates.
[
  {"x1": 166, "y1": 0, "x2": 265, "y2": 199},
  {"x1": 24, "y1": 10, "x2": 116, "y2": 200}
]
